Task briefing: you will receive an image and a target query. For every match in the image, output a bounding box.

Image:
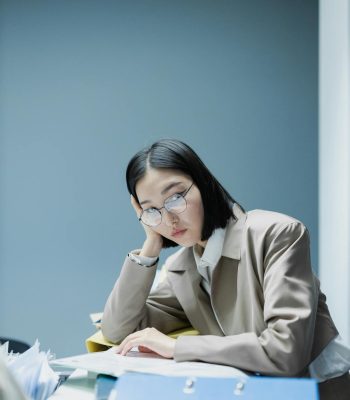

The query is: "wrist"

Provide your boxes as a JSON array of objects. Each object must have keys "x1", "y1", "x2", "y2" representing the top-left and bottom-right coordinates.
[
  {"x1": 128, "y1": 252, "x2": 158, "y2": 267},
  {"x1": 140, "y1": 237, "x2": 162, "y2": 258}
]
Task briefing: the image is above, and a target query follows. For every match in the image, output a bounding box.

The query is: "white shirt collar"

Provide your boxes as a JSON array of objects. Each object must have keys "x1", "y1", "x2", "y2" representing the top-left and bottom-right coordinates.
[{"x1": 193, "y1": 226, "x2": 226, "y2": 269}]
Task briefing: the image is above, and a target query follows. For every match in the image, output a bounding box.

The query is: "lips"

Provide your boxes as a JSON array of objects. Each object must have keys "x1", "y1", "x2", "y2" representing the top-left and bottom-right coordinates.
[{"x1": 171, "y1": 229, "x2": 187, "y2": 238}]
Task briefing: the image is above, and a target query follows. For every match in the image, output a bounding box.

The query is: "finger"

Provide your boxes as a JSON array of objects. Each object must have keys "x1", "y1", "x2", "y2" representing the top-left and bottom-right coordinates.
[
  {"x1": 118, "y1": 328, "x2": 154, "y2": 356},
  {"x1": 116, "y1": 329, "x2": 149, "y2": 354},
  {"x1": 120, "y1": 331, "x2": 175, "y2": 358},
  {"x1": 120, "y1": 339, "x2": 141, "y2": 356},
  {"x1": 138, "y1": 345, "x2": 154, "y2": 353},
  {"x1": 115, "y1": 332, "x2": 138, "y2": 354},
  {"x1": 116, "y1": 339, "x2": 133, "y2": 355}
]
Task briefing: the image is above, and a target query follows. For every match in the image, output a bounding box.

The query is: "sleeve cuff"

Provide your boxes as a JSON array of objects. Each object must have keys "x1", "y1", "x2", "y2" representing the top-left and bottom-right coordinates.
[{"x1": 128, "y1": 249, "x2": 159, "y2": 267}]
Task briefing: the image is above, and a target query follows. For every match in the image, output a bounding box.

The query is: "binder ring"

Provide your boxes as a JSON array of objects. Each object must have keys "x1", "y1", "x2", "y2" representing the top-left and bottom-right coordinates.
[
  {"x1": 183, "y1": 377, "x2": 196, "y2": 394},
  {"x1": 234, "y1": 380, "x2": 245, "y2": 395}
]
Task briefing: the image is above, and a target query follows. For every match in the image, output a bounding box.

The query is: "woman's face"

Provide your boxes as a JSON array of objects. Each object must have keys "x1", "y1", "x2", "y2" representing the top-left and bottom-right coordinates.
[{"x1": 135, "y1": 168, "x2": 205, "y2": 247}]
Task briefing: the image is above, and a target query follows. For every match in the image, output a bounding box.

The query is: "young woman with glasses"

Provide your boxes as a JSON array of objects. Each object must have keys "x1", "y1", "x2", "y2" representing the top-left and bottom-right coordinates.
[{"x1": 102, "y1": 139, "x2": 350, "y2": 399}]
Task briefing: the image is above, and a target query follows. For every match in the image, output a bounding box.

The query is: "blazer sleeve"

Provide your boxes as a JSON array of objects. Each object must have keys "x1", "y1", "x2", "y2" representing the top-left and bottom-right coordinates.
[
  {"x1": 101, "y1": 256, "x2": 191, "y2": 343},
  {"x1": 174, "y1": 222, "x2": 319, "y2": 376}
]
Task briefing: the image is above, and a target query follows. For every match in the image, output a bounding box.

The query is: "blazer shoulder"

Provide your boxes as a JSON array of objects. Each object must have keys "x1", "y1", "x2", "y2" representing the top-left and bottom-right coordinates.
[{"x1": 245, "y1": 209, "x2": 306, "y2": 236}]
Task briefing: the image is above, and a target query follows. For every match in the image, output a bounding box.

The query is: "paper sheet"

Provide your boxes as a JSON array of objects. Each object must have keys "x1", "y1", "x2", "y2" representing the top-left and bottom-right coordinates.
[{"x1": 51, "y1": 348, "x2": 247, "y2": 378}]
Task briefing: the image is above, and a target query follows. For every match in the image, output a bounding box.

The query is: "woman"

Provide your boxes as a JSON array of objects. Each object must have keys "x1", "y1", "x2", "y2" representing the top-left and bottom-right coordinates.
[{"x1": 102, "y1": 139, "x2": 350, "y2": 398}]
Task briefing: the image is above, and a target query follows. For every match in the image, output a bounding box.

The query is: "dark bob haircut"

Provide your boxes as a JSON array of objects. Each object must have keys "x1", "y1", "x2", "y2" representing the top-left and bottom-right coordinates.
[{"x1": 126, "y1": 139, "x2": 244, "y2": 248}]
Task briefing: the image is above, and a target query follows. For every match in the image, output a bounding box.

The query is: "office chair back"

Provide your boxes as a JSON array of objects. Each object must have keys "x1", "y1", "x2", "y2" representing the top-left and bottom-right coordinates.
[{"x1": 0, "y1": 337, "x2": 30, "y2": 353}]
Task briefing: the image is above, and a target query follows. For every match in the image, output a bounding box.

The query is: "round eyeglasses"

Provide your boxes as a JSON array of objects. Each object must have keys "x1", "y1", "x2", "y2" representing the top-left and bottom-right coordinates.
[{"x1": 139, "y1": 182, "x2": 194, "y2": 227}]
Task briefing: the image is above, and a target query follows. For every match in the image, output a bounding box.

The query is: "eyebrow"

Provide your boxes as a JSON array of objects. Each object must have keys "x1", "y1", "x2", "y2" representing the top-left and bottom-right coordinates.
[{"x1": 139, "y1": 181, "x2": 184, "y2": 206}]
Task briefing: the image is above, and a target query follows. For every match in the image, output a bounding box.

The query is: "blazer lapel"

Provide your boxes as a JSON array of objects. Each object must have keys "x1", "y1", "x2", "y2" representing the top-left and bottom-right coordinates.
[
  {"x1": 211, "y1": 204, "x2": 247, "y2": 334},
  {"x1": 167, "y1": 249, "x2": 223, "y2": 335},
  {"x1": 167, "y1": 204, "x2": 247, "y2": 336},
  {"x1": 210, "y1": 256, "x2": 240, "y2": 335},
  {"x1": 221, "y1": 203, "x2": 246, "y2": 260}
]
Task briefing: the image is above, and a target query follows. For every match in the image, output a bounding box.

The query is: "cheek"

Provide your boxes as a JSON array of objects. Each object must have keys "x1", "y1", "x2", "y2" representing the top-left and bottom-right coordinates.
[
  {"x1": 186, "y1": 198, "x2": 204, "y2": 228},
  {"x1": 152, "y1": 223, "x2": 171, "y2": 238},
  {"x1": 151, "y1": 225, "x2": 164, "y2": 235}
]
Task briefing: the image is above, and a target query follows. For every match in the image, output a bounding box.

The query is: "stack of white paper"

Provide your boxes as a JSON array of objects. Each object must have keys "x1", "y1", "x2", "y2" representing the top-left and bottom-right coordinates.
[
  {"x1": 1, "y1": 340, "x2": 59, "y2": 400},
  {"x1": 51, "y1": 347, "x2": 247, "y2": 378}
]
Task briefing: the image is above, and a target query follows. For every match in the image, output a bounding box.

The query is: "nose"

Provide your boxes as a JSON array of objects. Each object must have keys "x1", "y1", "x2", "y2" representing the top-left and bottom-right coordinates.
[{"x1": 163, "y1": 209, "x2": 179, "y2": 227}]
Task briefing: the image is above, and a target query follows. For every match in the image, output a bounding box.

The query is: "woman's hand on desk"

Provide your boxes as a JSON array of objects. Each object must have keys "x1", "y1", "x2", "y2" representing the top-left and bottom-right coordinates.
[{"x1": 115, "y1": 327, "x2": 176, "y2": 358}]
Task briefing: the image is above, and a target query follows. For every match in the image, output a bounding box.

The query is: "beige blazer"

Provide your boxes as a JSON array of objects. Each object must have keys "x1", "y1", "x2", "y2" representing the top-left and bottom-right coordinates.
[{"x1": 102, "y1": 204, "x2": 338, "y2": 376}]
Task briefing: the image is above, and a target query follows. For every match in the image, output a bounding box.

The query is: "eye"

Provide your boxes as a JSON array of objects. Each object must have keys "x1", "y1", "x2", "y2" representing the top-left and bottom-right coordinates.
[
  {"x1": 167, "y1": 193, "x2": 183, "y2": 202},
  {"x1": 144, "y1": 207, "x2": 159, "y2": 215}
]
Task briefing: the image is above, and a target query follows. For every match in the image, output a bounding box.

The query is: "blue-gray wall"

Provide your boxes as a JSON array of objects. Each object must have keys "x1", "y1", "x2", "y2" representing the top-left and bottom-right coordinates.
[{"x1": 0, "y1": 0, "x2": 318, "y2": 357}]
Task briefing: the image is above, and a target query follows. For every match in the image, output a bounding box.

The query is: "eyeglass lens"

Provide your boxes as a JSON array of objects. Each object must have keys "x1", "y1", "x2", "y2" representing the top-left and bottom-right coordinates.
[{"x1": 142, "y1": 194, "x2": 187, "y2": 226}]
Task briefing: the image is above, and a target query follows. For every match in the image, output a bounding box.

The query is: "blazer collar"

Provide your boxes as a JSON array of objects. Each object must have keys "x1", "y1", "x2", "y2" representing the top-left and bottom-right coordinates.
[
  {"x1": 221, "y1": 203, "x2": 246, "y2": 260},
  {"x1": 168, "y1": 203, "x2": 246, "y2": 272}
]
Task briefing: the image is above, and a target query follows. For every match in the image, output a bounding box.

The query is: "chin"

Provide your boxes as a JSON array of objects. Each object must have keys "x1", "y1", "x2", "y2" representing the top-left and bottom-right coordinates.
[
  {"x1": 176, "y1": 238, "x2": 199, "y2": 248},
  {"x1": 165, "y1": 231, "x2": 200, "y2": 248}
]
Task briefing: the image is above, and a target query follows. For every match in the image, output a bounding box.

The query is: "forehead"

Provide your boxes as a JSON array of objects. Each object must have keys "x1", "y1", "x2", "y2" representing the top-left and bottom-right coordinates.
[{"x1": 136, "y1": 168, "x2": 190, "y2": 200}]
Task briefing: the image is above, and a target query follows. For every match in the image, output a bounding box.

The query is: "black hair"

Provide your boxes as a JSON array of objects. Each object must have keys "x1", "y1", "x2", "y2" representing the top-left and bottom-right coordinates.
[{"x1": 126, "y1": 139, "x2": 244, "y2": 248}]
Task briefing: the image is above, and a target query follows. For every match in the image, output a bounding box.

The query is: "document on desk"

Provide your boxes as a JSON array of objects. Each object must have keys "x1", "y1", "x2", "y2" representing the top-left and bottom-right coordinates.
[{"x1": 51, "y1": 348, "x2": 247, "y2": 378}]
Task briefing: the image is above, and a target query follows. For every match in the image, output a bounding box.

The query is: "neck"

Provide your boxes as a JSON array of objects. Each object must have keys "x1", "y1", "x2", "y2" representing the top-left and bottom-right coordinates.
[{"x1": 197, "y1": 239, "x2": 207, "y2": 249}]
